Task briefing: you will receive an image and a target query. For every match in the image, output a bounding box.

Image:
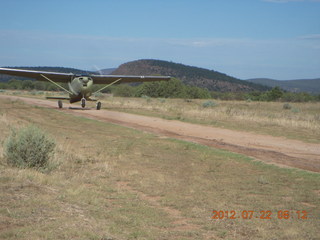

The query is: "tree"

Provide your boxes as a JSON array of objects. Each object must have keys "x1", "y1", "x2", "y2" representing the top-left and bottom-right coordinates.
[
  {"x1": 8, "y1": 79, "x2": 23, "y2": 89},
  {"x1": 113, "y1": 84, "x2": 136, "y2": 97},
  {"x1": 135, "y1": 78, "x2": 188, "y2": 98},
  {"x1": 268, "y1": 86, "x2": 283, "y2": 101},
  {"x1": 22, "y1": 80, "x2": 35, "y2": 90},
  {"x1": 186, "y1": 86, "x2": 211, "y2": 99}
]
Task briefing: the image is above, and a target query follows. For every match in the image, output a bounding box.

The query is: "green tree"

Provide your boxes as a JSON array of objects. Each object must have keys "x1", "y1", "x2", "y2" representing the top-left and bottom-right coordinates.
[
  {"x1": 22, "y1": 80, "x2": 35, "y2": 90},
  {"x1": 113, "y1": 84, "x2": 136, "y2": 97},
  {"x1": 267, "y1": 86, "x2": 283, "y2": 101},
  {"x1": 135, "y1": 78, "x2": 188, "y2": 98},
  {"x1": 8, "y1": 79, "x2": 23, "y2": 89},
  {"x1": 185, "y1": 86, "x2": 211, "y2": 99}
]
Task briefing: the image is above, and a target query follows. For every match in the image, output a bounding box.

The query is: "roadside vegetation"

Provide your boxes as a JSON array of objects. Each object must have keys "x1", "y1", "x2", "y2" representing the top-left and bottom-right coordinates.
[
  {"x1": 0, "y1": 98, "x2": 319, "y2": 240},
  {"x1": 1, "y1": 78, "x2": 319, "y2": 102}
]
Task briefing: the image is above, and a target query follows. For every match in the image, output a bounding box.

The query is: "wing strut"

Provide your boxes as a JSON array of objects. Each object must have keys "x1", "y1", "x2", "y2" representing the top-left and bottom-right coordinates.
[
  {"x1": 93, "y1": 78, "x2": 122, "y2": 95},
  {"x1": 40, "y1": 74, "x2": 73, "y2": 95}
]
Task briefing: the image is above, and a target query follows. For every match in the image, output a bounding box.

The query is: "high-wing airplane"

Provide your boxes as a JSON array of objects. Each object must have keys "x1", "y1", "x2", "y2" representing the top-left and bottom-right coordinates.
[{"x1": 0, "y1": 67, "x2": 170, "y2": 109}]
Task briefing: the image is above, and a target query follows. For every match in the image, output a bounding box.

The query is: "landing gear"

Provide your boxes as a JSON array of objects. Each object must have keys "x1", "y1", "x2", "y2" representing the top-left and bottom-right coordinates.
[
  {"x1": 81, "y1": 98, "x2": 86, "y2": 108},
  {"x1": 58, "y1": 100, "x2": 63, "y2": 109},
  {"x1": 96, "y1": 101, "x2": 101, "y2": 110}
]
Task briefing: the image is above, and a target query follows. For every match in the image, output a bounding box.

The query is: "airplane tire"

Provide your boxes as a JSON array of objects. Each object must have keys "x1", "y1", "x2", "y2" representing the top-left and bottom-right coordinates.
[
  {"x1": 81, "y1": 98, "x2": 86, "y2": 108},
  {"x1": 96, "y1": 101, "x2": 101, "y2": 110},
  {"x1": 58, "y1": 100, "x2": 63, "y2": 109}
]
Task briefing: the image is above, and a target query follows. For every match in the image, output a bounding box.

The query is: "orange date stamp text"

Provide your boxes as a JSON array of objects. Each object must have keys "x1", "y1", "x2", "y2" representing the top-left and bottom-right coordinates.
[{"x1": 211, "y1": 210, "x2": 308, "y2": 220}]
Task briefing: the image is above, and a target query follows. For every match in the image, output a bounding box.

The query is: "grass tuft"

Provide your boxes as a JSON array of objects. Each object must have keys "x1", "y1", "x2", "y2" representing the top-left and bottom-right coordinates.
[
  {"x1": 202, "y1": 100, "x2": 217, "y2": 108},
  {"x1": 4, "y1": 125, "x2": 56, "y2": 170},
  {"x1": 283, "y1": 103, "x2": 292, "y2": 110}
]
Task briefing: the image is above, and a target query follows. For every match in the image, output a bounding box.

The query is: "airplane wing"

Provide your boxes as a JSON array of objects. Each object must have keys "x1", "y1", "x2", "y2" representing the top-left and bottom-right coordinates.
[
  {"x1": 0, "y1": 67, "x2": 74, "y2": 82},
  {"x1": 0, "y1": 67, "x2": 171, "y2": 83},
  {"x1": 91, "y1": 74, "x2": 171, "y2": 84}
]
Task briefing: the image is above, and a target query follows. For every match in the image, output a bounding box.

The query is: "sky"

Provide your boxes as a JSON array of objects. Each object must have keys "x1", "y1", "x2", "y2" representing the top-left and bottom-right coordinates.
[{"x1": 0, "y1": 0, "x2": 319, "y2": 80}]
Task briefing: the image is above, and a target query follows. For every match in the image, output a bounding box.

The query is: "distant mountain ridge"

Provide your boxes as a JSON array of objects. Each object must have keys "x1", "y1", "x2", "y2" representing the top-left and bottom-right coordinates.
[
  {"x1": 2, "y1": 62, "x2": 318, "y2": 94},
  {"x1": 112, "y1": 59, "x2": 269, "y2": 92},
  {"x1": 0, "y1": 61, "x2": 269, "y2": 92},
  {"x1": 247, "y1": 78, "x2": 320, "y2": 94}
]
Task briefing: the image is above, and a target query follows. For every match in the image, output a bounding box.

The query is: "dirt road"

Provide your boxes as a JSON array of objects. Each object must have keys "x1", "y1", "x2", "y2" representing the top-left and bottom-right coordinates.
[{"x1": 2, "y1": 95, "x2": 319, "y2": 172}]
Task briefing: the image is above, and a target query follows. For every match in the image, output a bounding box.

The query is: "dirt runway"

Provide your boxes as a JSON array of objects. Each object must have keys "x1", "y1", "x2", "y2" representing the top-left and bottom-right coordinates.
[{"x1": 2, "y1": 95, "x2": 319, "y2": 172}]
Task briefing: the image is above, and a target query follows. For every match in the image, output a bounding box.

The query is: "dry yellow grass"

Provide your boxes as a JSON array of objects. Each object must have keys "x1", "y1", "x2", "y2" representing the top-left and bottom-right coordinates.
[
  {"x1": 4, "y1": 91, "x2": 320, "y2": 142},
  {"x1": 100, "y1": 97, "x2": 320, "y2": 143},
  {"x1": 0, "y1": 96, "x2": 319, "y2": 240}
]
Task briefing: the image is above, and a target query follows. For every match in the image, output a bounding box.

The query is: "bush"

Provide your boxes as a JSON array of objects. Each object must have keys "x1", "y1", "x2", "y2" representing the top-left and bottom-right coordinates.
[
  {"x1": 135, "y1": 78, "x2": 188, "y2": 98},
  {"x1": 4, "y1": 125, "x2": 56, "y2": 169},
  {"x1": 113, "y1": 84, "x2": 136, "y2": 97},
  {"x1": 291, "y1": 107, "x2": 300, "y2": 113},
  {"x1": 202, "y1": 100, "x2": 217, "y2": 108},
  {"x1": 283, "y1": 103, "x2": 292, "y2": 110}
]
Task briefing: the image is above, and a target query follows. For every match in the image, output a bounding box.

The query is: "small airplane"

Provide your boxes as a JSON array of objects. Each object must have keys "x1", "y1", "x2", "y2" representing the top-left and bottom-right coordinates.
[{"x1": 0, "y1": 67, "x2": 170, "y2": 109}]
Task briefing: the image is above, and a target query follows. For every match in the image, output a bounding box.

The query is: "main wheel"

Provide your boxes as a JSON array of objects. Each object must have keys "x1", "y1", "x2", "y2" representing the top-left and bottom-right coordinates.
[
  {"x1": 96, "y1": 101, "x2": 101, "y2": 110},
  {"x1": 58, "y1": 100, "x2": 63, "y2": 109},
  {"x1": 81, "y1": 98, "x2": 86, "y2": 108}
]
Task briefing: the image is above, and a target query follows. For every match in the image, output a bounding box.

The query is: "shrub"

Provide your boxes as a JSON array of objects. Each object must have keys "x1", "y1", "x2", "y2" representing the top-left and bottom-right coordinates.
[
  {"x1": 202, "y1": 100, "x2": 217, "y2": 108},
  {"x1": 283, "y1": 103, "x2": 292, "y2": 110},
  {"x1": 4, "y1": 125, "x2": 56, "y2": 169},
  {"x1": 158, "y1": 98, "x2": 166, "y2": 103},
  {"x1": 135, "y1": 78, "x2": 188, "y2": 98},
  {"x1": 291, "y1": 107, "x2": 300, "y2": 113},
  {"x1": 141, "y1": 95, "x2": 151, "y2": 103},
  {"x1": 93, "y1": 92, "x2": 103, "y2": 98},
  {"x1": 113, "y1": 84, "x2": 136, "y2": 97}
]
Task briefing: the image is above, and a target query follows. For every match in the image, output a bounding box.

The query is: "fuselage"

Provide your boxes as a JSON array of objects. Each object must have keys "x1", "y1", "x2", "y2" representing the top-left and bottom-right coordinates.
[{"x1": 68, "y1": 76, "x2": 93, "y2": 103}]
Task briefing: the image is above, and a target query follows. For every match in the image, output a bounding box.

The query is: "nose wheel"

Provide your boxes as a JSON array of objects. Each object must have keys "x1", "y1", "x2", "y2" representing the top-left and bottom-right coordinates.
[
  {"x1": 58, "y1": 100, "x2": 63, "y2": 108},
  {"x1": 81, "y1": 98, "x2": 86, "y2": 108},
  {"x1": 96, "y1": 101, "x2": 101, "y2": 110}
]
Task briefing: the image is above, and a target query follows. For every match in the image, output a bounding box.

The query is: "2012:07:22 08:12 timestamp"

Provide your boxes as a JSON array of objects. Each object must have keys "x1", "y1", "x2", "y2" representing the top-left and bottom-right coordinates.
[{"x1": 212, "y1": 210, "x2": 308, "y2": 220}]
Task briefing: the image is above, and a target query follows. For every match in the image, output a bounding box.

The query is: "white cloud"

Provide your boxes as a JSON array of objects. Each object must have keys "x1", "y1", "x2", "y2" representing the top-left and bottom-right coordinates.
[
  {"x1": 166, "y1": 38, "x2": 254, "y2": 48},
  {"x1": 298, "y1": 34, "x2": 320, "y2": 40},
  {"x1": 1, "y1": 30, "x2": 319, "y2": 79}
]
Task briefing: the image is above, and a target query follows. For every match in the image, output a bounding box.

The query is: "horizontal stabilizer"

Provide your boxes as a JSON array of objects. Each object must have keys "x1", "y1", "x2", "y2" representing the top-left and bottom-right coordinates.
[{"x1": 46, "y1": 97, "x2": 70, "y2": 100}]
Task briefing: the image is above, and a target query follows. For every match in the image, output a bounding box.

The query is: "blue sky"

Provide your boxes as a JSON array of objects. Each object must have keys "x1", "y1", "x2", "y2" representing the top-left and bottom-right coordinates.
[{"x1": 0, "y1": 0, "x2": 319, "y2": 80}]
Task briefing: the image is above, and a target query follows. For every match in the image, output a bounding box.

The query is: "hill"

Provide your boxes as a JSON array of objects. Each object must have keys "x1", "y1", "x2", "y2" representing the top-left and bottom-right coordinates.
[
  {"x1": 112, "y1": 59, "x2": 269, "y2": 92},
  {"x1": 247, "y1": 78, "x2": 320, "y2": 94},
  {"x1": 1, "y1": 61, "x2": 269, "y2": 92}
]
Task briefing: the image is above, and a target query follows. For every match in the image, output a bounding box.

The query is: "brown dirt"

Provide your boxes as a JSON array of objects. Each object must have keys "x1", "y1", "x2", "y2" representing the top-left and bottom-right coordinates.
[{"x1": 1, "y1": 95, "x2": 319, "y2": 172}]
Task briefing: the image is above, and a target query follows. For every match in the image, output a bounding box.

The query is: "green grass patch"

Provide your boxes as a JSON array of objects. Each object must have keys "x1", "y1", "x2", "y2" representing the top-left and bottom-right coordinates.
[{"x1": 0, "y1": 98, "x2": 319, "y2": 240}]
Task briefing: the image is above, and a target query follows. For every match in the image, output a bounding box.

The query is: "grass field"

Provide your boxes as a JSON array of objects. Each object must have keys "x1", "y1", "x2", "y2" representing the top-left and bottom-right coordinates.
[
  {"x1": 4, "y1": 91, "x2": 320, "y2": 143},
  {"x1": 0, "y1": 96, "x2": 319, "y2": 239},
  {"x1": 100, "y1": 96, "x2": 320, "y2": 144}
]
